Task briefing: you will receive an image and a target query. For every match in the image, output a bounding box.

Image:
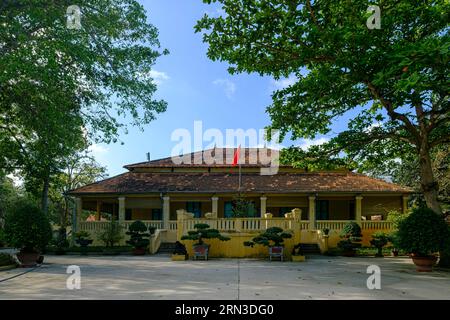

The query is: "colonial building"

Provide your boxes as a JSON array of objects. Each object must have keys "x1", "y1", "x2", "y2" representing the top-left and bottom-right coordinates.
[{"x1": 68, "y1": 148, "x2": 411, "y2": 253}]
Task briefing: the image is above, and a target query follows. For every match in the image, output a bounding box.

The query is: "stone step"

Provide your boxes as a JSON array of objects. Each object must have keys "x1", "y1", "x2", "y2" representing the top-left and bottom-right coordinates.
[{"x1": 299, "y1": 243, "x2": 321, "y2": 254}]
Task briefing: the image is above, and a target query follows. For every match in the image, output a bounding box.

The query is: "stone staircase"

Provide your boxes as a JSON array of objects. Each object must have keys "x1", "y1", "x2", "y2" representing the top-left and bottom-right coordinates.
[
  {"x1": 157, "y1": 242, "x2": 176, "y2": 254},
  {"x1": 299, "y1": 243, "x2": 321, "y2": 255}
]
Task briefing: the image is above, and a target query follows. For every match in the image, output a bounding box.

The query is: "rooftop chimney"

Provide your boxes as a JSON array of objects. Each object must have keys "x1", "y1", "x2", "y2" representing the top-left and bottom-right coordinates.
[{"x1": 146, "y1": 152, "x2": 150, "y2": 161}]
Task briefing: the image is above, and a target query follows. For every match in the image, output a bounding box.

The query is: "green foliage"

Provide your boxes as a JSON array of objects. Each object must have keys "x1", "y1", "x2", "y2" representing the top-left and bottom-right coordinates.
[
  {"x1": 181, "y1": 223, "x2": 230, "y2": 245},
  {"x1": 337, "y1": 222, "x2": 362, "y2": 254},
  {"x1": 0, "y1": 228, "x2": 5, "y2": 247},
  {"x1": 395, "y1": 206, "x2": 450, "y2": 256},
  {"x1": 4, "y1": 200, "x2": 52, "y2": 252},
  {"x1": 126, "y1": 220, "x2": 151, "y2": 249},
  {"x1": 1, "y1": 0, "x2": 167, "y2": 215},
  {"x1": 197, "y1": 0, "x2": 450, "y2": 213},
  {"x1": 370, "y1": 232, "x2": 390, "y2": 257},
  {"x1": 244, "y1": 227, "x2": 292, "y2": 247},
  {"x1": 98, "y1": 220, "x2": 124, "y2": 248},
  {"x1": 0, "y1": 253, "x2": 17, "y2": 267},
  {"x1": 386, "y1": 210, "x2": 411, "y2": 230},
  {"x1": 75, "y1": 231, "x2": 91, "y2": 241},
  {"x1": 232, "y1": 196, "x2": 256, "y2": 217}
]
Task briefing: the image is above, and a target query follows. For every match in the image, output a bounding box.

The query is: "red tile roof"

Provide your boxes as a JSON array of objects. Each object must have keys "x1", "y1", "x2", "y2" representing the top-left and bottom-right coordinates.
[
  {"x1": 124, "y1": 148, "x2": 284, "y2": 169},
  {"x1": 68, "y1": 171, "x2": 412, "y2": 195}
]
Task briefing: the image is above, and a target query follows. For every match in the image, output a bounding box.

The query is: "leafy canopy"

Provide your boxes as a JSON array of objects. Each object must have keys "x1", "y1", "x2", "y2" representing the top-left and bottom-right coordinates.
[
  {"x1": 196, "y1": 0, "x2": 449, "y2": 213},
  {"x1": 244, "y1": 226, "x2": 292, "y2": 247},
  {"x1": 181, "y1": 223, "x2": 231, "y2": 245}
]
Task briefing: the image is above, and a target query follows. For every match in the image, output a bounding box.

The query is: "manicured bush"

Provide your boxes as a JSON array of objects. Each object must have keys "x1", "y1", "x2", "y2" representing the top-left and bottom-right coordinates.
[
  {"x1": 4, "y1": 201, "x2": 52, "y2": 253},
  {"x1": 98, "y1": 220, "x2": 124, "y2": 247},
  {"x1": 244, "y1": 227, "x2": 292, "y2": 247},
  {"x1": 337, "y1": 221, "x2": 362, "y2": 256},
  {"x1": 370, "y1": 232, "x2": 390, "y2": 257},
  {"x1": 181, "y1": 223, "x2": 230, "y2": 245},
  {"x1": 395, "y1": 206, "x2": 450, "y2": 257},
  {"x1": 126, "y1": 220, "x2": 151, "y2": 249}
]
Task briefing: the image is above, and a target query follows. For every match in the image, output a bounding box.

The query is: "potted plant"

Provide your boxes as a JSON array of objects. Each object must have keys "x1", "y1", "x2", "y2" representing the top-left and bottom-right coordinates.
[
  {"x1": 126, "y1": 220, "x2": 151, "y2": 255},
  {"x1": 172, "y1": 241, "x2": 188, "y2": 261},
  {"x1": 148, "y1": 225, "x2": 157, "y2": 236},
  {"x1": 52, "y1": 228, "x2": 70, "y2": 255},
  {"x1": 4, "y1": 201, "x2": 52, "y2": 267},
  {"x1": 395, "y1": 206, "x2": 450, "y2": 272},
  {"x1": 322, "y1": 228, "x2": 330, "y2": 237},
  {"x1": 98, "y1": 220, "x2": 124, "y2": 255},
  {"x1": 181, "y1": 223, "x2": 230, "y2": 260},
  {"x1": 244, "y1": 227, "x2": 293, "y2": 261},
  {"x1": 370, "y1": 232, "x2": 389, "y2": 257},
  {"x1": 75, "y1": 231, "x2": 93, "y2": 255},
  {"x1": 291, "y1": 244, "x2": 306, "y2": 262},
  {"x1": 337, "y1": 222, "x2": 362, "y2": 257},
  {"x1": 386, "y1": 210, "x2": 410, "y2": 257}
]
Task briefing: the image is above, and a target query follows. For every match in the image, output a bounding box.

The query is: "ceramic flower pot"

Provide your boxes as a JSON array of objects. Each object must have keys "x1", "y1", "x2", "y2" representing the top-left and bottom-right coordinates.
[
  {"x1": 411, "y1": 255, "x2": 437, "y2": 272},
  {"x1": 16, "y1": 250, "x2": 40, "y2": 267}
]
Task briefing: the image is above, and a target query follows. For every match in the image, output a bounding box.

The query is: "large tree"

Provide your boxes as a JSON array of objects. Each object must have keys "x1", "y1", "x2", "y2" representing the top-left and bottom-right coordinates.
[
  {"x1": 196, "y1": 0, "x2": 449, "y2": 214},
  {"x1": 0, "y1": 0, "x2": 167, "y2": 211}
]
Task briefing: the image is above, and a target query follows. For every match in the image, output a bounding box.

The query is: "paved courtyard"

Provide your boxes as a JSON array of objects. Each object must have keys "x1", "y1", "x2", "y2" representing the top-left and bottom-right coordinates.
[{"x1": 1, "y1": 254, "x2": 449, "y2": 299}]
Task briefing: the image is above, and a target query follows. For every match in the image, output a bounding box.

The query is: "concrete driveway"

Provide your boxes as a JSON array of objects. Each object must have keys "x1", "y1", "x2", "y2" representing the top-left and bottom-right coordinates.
[{"x1": 0, "y1": 255, "x2": 449, "y2": 299}]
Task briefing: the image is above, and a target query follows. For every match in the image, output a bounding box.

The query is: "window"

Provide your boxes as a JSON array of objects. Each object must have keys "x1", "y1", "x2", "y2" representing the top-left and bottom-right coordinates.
[
  {"x1": 224, "y1": 201, "x2": 233, "y2": 218},
  {"x1": 125, "y1": 209, "x2": 132, "y2": 220},
  {"x1": 152, "y1": 208, "x2": 162, "y2": 220},
  {"x1": 186, "y1": 202, "x2": 202, "y2": 218},
  {"x1": 315, "y1": 200, "x2": 329, "y2": 220}
]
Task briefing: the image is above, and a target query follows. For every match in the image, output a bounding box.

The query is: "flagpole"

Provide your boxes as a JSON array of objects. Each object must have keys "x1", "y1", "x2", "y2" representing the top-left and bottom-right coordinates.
[{"x1": 238, "y1": 162, "x2": 241, "y2": 192}]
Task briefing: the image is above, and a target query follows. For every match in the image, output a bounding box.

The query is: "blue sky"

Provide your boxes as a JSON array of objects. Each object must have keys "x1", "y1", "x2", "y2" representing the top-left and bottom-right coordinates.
[{"x1": 90, "y1": 0, "x2": 341, "y2": 176}]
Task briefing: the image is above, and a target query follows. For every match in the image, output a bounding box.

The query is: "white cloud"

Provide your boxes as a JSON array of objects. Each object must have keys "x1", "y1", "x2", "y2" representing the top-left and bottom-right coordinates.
[
  {"x1": 137, "y1": 70, "x2": 170, "y2": 85},
  {"x1": 89, "y1": 144, "x2": 109, "y2": 158},
  {"x1": 213, "y1": 78, "x2": 236, "y2": 99},
  {"x1": 298, "y1": 137, "x2": 329, "y2": 151},
  {"x1": 270, "y1": 75, "x2": 297, "y2": 90}
]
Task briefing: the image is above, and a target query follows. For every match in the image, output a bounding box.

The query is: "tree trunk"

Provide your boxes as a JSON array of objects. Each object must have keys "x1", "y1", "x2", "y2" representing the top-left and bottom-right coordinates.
[
  {"x1": 41, "y1": 175, "x2": 50, "y2": 214},
  {"x1": 418, "y1": 145, "x2": 442, "y2": 214}
]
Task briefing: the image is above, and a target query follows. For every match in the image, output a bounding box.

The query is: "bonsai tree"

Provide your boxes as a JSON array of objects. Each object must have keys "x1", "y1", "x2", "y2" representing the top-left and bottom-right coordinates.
[
  {"x1": 126, "y1": 220, "x2": 151, "y2": 254},
  {"x1": 370, "y1": 232, "x2": 390, "y2": 257},
  {"x1": 98, "y1": 220, "x2": 124, "y2": 248},
  {"x1": 181, "y1": 223, "x2": 230, "y2": 246},
  {"x1": 173, "y1": 241, "x2": 188, "y2": 255},
  {"x1": 244, "y1": 227, "x2": 292, "y2": 248},
  {"x1": 337, "y1": 222, "x2": 362, "y2": 256},
  {"x1": 148, "y1": 225, "x2": 157, "y2": 235},
  {"x1": 4, "y1": 201, "x2": 52, "y2": 254},
  {"x1": 291, "y1": 243, "x2": 304, "y2": 256},
  {"x1": 395, "y1": 207, "x2": 449, "y2": 258}
]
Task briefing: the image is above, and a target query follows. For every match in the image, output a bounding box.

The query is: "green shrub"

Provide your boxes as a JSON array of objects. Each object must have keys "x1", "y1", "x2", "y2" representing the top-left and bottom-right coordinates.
[
  {"x1": 98, "y1": 220, "x2": 124, "y2": 247},
  {"x1": 4, "y1": 201, "x2": 52, "y2": 252},
  {"x1": 386, "y1": 210, "x2": 410, "y2": 230},
  {"x1": 370, "y1": 232, "x2": 390, "y2": 257},
  {"x1": 395, "y1": 206, "x2": 450, "y2": 257},
  {"x1": 181, "y1": 223, "x2": 230, "y2": 245},
  {"x1": 0, "y1": 228, "x2": 6, "y2": 247},
  {"x1": 337, "y1": 222, "x2": 362, "y2": 255},
  {"x1": 0, "y1": 253, "x2": 17, "y2": 267},
  {"x1": 126, "y1": 220, "x2": 151, "y2": 249},
  {"x1": 244, "y1": 227, "x2": 292, "y2": 247},
  {"x1": 75, "y1": 231, "x2": 91, "y2": 240}
]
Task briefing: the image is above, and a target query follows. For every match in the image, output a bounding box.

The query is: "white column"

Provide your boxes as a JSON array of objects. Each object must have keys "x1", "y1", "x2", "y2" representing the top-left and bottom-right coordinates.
[
  {"x1": 308, "y1": 196, "x2": 316, "y2": 230},
  {"x1": 402, "y1": 195, "x2": 409, "y2": 214},
  {"x1": 74, "y1": 197, "x2": 82, "y2": 232},
  {"x1": 118, "y1": 197, "x2": 126, "y2": 222},
  {"x1": 211, "y1": 196, "x2": 219, "y2": 218},
  {"x1": 260, "y1": 196, "x2": 267, "y2": 217},
  {"x1": 163, "y1": 196, "x2": 170, "y2": 229},
  {"x1": 355, "y1": 195, "x2": 363, "y2": 225}
]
